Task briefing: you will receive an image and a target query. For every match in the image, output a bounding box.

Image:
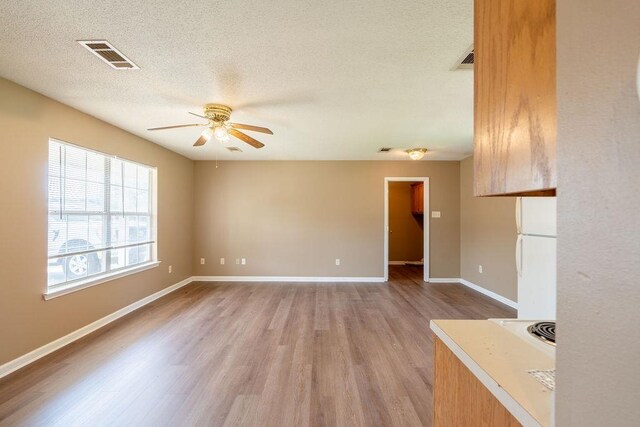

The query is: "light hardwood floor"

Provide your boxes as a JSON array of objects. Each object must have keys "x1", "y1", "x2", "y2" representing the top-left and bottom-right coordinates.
[{"x1": 0, "y1": 266, "x2": 515, "y2": 426}]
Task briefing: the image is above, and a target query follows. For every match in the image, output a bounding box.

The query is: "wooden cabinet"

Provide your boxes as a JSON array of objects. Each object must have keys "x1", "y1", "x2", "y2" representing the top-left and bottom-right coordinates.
[
  {"x1": 434, "y1": 337, "x2": 520, "y2": 426},
  {"x1": 410, "y1": 182, "x2": 424, "y2": 214},
  {"x1": 474, "y1": 0, "x2": 557, "y2": 197}
]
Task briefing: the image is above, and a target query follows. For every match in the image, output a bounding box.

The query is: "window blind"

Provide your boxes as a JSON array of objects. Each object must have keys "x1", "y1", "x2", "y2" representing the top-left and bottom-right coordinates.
[{"x1": 47, "y1": 139, "x2": 155, "y2": 288}]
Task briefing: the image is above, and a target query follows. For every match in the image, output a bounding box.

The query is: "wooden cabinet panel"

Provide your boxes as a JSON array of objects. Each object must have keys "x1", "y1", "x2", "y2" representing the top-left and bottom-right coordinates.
[
  {"x1": 434, "y1": 337, "x2": 521, "y2": 426},
  {"x1": 474, "y1": 0, "x2": 557, "y2": 197},
  {"x1": 411, "y1": 182, "x2": 424, "y2": 214}
]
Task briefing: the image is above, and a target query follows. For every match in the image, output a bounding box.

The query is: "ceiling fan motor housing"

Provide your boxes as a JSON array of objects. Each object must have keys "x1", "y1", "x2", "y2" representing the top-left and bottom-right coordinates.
[{"x1": 204, "y1": 104, "x2": 232, "y2": 124}]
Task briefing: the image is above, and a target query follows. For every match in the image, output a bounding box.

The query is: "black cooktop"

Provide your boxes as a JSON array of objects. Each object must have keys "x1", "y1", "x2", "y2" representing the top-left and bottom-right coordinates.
[{"x1": 527, "y1": 321, "x2": 556, "y2": 345}]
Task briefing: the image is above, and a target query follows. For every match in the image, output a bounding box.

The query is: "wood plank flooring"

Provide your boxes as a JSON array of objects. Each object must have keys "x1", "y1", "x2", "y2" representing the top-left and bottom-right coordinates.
[{"x1": 0, "y1": 266, "x2": 515, "y2": 426}]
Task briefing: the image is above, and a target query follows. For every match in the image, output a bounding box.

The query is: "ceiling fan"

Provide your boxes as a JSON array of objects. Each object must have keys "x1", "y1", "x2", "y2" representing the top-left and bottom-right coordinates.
[{"x1": 147, "y1": 104, "x2": 273, "y2": 148}]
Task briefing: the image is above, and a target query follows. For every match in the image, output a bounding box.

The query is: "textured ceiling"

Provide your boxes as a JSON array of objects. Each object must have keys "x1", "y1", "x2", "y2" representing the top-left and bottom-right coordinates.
[{"x1": 0, "y1": 0, "x2": 473, "y2": 160}]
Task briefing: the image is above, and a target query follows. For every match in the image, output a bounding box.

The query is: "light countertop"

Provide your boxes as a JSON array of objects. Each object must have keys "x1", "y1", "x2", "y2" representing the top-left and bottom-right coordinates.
[{"x1": 430, "y1": 319, "x2": 555, "y2": 427}]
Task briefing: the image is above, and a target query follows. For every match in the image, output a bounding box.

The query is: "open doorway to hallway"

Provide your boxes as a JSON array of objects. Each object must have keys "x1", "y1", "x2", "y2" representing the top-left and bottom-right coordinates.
[{"x1": 384, "y1": 177, "x2": 429, "y2": 282}]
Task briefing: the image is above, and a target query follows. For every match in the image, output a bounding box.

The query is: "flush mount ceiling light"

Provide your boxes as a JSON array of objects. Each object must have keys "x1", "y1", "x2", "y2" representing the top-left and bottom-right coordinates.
[{"x1": 406, "y1": 148, "x2": 428, "y2": 160}]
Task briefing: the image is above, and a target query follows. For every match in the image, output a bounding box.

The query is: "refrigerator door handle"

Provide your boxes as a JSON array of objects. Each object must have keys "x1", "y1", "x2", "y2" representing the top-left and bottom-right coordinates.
[
  {"x1": 515, "y1": 197, "x2": 522, "y2": 234},
  {"x1": 516, "y1": 235, "x2": 523, "y2": 277}
]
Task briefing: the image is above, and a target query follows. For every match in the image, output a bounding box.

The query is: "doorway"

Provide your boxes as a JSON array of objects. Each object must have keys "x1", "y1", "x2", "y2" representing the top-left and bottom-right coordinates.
[{"x1": 384, "y1": 177, "x2": 429, "y2": 282}]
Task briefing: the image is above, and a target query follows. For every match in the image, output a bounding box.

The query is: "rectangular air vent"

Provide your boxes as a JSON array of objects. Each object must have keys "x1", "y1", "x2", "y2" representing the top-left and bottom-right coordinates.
[
  {"x1": 77, "y1": 40, "x2": 139, "y2": 70},
  {"x1": 226, "y1": 147, "x2": 243, "y2": 152},
  {"x1": 378, "y1": 147, "x2": 393, "y2": 152},
  {"x1": 452, "y1": 44, "x2": 474, "y2": 70}
]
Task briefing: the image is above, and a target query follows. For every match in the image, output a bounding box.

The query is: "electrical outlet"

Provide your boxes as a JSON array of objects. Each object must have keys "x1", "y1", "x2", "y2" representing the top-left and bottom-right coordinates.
[
  {"x1": 335, "y1": 258, "x2": 341, "y2": 266},
  {"x1": 220, "y1": 258, "x2": 225, "y2": 265},
  {"x1": 168, "y1": 265, "x2": 172, "y2": 273},
  {"x1": 200, "y1": 258, "x2": 205, "y2": 265},
  {"x1": 236, "y1": 258, "x2": 240, "y2": 265},
  {"x1": 479, "y1": 265, "x2": 483, "y2": 273},
  {"x1": 241, "y1": 258, "x2": 246, "y2": 265}
]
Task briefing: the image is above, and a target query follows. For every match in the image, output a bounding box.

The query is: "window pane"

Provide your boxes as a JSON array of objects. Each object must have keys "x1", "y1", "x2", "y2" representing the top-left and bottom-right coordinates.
[
  {"x1": 48, "y1": 215, "x2": 67, "y2": 257},
  {"x1": 49, "y1": 142, "x2": 62, "y2": 177},
  {"x1": 138, "y1": 166, "x2": 149, "y2": 190},
  {"x1": 88, "y1": 215, "x2": 106, "y2": 250},
  {"x1": 124, "y1": 188, "x2": 137, "y2": 212},
  {"x1": 126, "y1": 245, "x2": 139, "y2": 266},
  {"x1": 111, "y1": 215, "x2": 125, "y2": 246},
  {"x1": 125, "y1": 215, "x2": 138, "y2": 242},
  {"x1": 60, "y1": 253, "x2": 87, "y2": 280},
  {"x1": 48, "y1": 258, "x2": 66, "y2": 286},
  {"x1": 90, "y1": 250, "x2": 107, "y2": 276},
  {"x1": 138, "y1": 244, "x2": 151, "y2": 263},
  {"x1": 48, "y1": 176, "x2": 62, "y2": 212},
  {"x1": 124, "y1": 162, "x2": 137, "y2": 188},
  {"x1": 87, "y1": 182, "x2": 105, "y2": 212},
  {"x1": 87, "y1": 152, "x2": 105, "y2": 183},
  {"x1": 65, "y1": 178, "x2": 86, "y2": 211},
  {"x1": 56, "y1": 250, "x2": 108, "y2": 283},
  {"x1": 65, "y1": 215, "x2": 89, "y2": 254},
  {"x1": 138, "y1": 216, "x2": 150, "y2": 241},
  {"x1": 110, "y1": 248, "x2": 125, "y2": 270},
  {"x1": 110, "y1": 185, "x2": 123, "y2": 212},
  {"x1": 137, "y1": 190, "x2": 149, "y2": 213},
  {"x1": 111, "y1": 159, "x2": 122, "y2": 186},
  {"x1": 65, "y1": 145, "x2": 86, "y2": 181}
]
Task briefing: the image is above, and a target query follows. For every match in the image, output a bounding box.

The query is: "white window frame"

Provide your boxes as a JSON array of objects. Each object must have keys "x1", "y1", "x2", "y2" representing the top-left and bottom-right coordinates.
[{"x1": 44, "y1": 138, "x2": 159, "y2": 300}]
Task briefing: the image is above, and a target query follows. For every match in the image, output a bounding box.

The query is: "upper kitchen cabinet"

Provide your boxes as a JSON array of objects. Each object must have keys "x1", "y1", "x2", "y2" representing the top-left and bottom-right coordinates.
[{"x1": 474, "y1": 0, "x2": 557, "y2": 196}]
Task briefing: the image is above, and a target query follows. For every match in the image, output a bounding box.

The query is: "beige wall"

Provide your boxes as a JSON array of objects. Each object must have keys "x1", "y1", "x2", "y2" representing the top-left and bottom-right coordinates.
[
  {"x1": 460, "y1": 157, "x2": 517, "y2": 301},
  {"x1": 193, "y1": 161, "x2": 460, "y2": 278},
  {"x1": 388, "y1": 182, "x2": 423, "y2": 262},
  {"x1": 556, "y1": 1, "x2": 640, "y2": 424},
  {"x1": 0, "y1": 78, "x2": 194, "y2": 366}
]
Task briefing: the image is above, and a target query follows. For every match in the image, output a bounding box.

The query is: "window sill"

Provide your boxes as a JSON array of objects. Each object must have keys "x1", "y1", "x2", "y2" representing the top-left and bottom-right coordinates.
[{"x1": 43, "y1": 261, "x2": 161, "y2": 300}]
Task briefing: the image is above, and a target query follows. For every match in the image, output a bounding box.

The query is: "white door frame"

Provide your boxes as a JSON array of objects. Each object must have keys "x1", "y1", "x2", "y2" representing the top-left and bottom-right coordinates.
[{"x1": 384, "y1": 177, "x2": 430, "y2": 282}]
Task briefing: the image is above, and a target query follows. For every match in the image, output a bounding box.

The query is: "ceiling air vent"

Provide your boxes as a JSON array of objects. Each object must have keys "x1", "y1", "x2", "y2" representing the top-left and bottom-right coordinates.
[
  {"x1": 378, "y1": 147, "x2": 393, "y2": 152},
  {"x1": 77, "y1": 40, "x2": 139, "y2": 70},
  {"x1": 226, "y1": 147, "x2": 243, "y2": 152},
  {"x1": 452, "y1": 45, "x2": 474, "y2": 70}
]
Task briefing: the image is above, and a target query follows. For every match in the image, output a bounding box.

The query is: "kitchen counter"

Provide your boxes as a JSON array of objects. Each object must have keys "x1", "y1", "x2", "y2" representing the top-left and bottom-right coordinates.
[{"x1": 430, "y1": 319, "x2": 555, "y2": 426}]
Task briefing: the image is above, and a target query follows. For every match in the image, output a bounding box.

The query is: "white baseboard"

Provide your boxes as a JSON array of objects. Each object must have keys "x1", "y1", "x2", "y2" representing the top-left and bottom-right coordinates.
[
  {"x1": 428, "y1": 278, "x2": 461, "y2": 283},
  {"x1": 0, "y1": 276, "x2": 193, "y2": 379},
  {"x1": 192, "y1": 276, "x2": 386, "y2": 283},
  {"x1": 429, "y1": 278, "x2": 518, "y2": 310}
]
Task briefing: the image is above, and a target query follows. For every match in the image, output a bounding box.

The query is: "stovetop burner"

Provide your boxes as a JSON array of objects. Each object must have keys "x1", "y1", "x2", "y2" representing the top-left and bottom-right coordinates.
[{"x1": 527, "y1": 321, "x2": 556, "y2": 346}]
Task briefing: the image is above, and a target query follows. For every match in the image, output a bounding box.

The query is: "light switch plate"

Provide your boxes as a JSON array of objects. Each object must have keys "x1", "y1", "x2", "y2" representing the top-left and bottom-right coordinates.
[{"x1": 431, "y1": 211, "x2": 441, "y2": 218}]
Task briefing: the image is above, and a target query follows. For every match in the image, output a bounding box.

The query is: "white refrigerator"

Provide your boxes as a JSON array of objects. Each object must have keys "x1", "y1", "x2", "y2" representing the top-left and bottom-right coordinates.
[{"x1": 516, "y1": 197, "x2": 557, "y2": 320}]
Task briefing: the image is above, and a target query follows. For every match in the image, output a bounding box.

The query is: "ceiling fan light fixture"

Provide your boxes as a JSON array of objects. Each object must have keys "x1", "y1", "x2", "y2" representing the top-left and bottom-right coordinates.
[
  {"x1": 213, "y1": 125, "x2": 230, "y2": 142},
  {"x1": 406, "y1": 148, "x2": 428, "y2": 160}
]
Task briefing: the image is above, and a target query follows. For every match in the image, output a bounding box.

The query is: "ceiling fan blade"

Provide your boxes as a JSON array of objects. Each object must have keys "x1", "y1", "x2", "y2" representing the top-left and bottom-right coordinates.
[
  {"x1": 188, "y1": 111, "x2": 209, "y2": 120},
  {"x1": 193, "y1": 130, "x2": 212, "y2": 146},
  {"x1": 228, "y1": 123, "x2": 273, "y2": 135},
  {"x1": 147, "y1": 123, "x2": 207, "y2": 131},
  {"x1": 229, "y1": 129, "x2": 265, "y2": 149}
]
